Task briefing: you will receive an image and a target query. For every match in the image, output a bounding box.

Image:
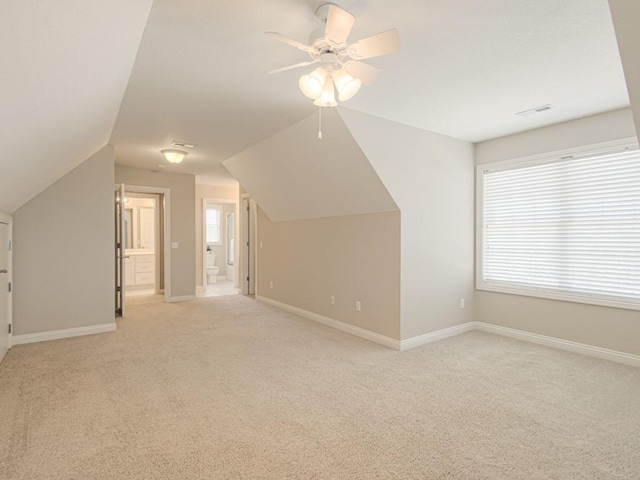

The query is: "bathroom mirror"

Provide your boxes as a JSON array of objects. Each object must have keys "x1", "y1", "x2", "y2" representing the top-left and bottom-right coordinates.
[{"x1": 124, "y1": 208, "x2": 133, "y2": 249}]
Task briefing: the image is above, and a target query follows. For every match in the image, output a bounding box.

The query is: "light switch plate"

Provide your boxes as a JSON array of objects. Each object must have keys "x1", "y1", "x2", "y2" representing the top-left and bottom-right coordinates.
[{"x1": 171, "y1": 242, "x2": 179, "y2": 249}]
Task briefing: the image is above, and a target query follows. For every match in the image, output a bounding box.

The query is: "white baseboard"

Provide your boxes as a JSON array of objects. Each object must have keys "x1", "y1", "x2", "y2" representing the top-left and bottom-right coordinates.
[
  {"x1": 400, "y1": 322, "x2": 476, "y2": 351},
  {"x1": 473, "y1": 322, "x2": 640, "y2": 368},
  {"x1": 257, "y1": 296, "x2": 402, "y2": 350},
  {"x1": 168, "y1": 295, "x2": 197, "y2": 303},
  {"x1": 12, "y1": 323, "x2": 116, "y2": 346},
  {"x1": 255, "y1": 297, "x2": 640, "y2": 367}
]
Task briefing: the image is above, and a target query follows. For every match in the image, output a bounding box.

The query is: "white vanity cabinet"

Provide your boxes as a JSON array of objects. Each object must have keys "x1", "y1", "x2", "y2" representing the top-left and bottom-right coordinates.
[{"x1": 125, "y1": 252, "x2": 155, "y2": 287}]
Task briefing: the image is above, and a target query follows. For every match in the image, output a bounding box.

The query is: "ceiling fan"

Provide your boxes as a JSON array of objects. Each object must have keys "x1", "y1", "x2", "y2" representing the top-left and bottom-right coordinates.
[{"x1": 266, "y1": 3, "x2": 400, "y2": 107}]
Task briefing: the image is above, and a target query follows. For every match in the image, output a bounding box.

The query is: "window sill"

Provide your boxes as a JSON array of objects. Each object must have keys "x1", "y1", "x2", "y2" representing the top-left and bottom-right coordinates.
[{"x1": 476, "y1": 282, "x2": 640, "y2": 312}]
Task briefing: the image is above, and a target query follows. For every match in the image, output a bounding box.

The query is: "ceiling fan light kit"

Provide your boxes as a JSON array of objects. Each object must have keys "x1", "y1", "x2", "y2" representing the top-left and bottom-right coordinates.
[{"x1": 266, "y1": 2, "x2": 400, "y2": 108}]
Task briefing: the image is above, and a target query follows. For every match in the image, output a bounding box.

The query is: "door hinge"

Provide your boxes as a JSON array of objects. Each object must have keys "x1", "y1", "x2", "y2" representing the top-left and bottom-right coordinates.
[
  {"x1": 7, "y1": 282, "x2": 11, "y2": 293},
  {"x1": 116, "y1": 286, "x2": 121, "y2": 292},
  {"x1": 8, "y1": 324, "x2": 11, "y2": 334},
  {"x1": 8, "y1": 240, "x2": 11, "y2": 251},
  {"x1": 246, "y1": 276, "x2": 250, "y2": 282}
]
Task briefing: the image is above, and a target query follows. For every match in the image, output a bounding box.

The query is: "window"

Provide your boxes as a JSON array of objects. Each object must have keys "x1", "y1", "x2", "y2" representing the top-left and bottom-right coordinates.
[
  {"x1": 477, "y1": 140, "x2": 640, "y2": 310},
  {"x1": 206, "y1": 205, "x2": 222, "y2": 244}
]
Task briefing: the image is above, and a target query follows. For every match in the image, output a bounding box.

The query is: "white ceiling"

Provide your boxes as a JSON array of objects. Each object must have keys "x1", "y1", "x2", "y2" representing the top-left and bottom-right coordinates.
[
  {"x1": 111, "y1": 0, "x2": 630, "y2": 181},
  {"x1": 2, "y1": 0, "x2": 632, "y2": 211}
]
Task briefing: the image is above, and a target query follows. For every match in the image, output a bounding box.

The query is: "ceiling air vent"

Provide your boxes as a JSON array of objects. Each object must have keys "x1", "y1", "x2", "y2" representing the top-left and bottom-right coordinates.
[
  {"x1": 515, "y1": 104, "x2": 555, "y2": 117},
  {"x1": 171, "y1": 141, "x2": 196, "y2": 148}
]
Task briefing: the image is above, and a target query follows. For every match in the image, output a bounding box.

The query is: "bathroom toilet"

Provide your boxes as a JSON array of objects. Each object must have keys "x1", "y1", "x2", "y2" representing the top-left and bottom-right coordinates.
[{"x1": 206, "y1": 252, "x2": 219, "y2": 284}]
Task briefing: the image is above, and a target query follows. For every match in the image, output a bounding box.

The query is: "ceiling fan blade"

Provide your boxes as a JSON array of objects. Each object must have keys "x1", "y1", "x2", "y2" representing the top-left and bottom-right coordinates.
[
  {"x1": 324, "y1": 4, "x2": 355, "y2": 45},
  {"x1": 348, "y1": 29, "x2": 400, "y2": 60},
  {"x1": 267, "y1": 60, "x2": 317, "y2": 74},
  {"x1": 265, "y1": 32, "x2": 314, "y2": 53},
  {"x1": 344, "y1": 61, "x2": 381, "y2": 86}
]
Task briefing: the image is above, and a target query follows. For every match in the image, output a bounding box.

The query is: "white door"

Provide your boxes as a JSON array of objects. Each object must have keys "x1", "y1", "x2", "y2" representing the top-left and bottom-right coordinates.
[
  {"x1": 0, "y1": 221, "x2": 10, "y2": 363},
  {"x1": 115, "y1": 184, "x2": 126, "y2": 316}
]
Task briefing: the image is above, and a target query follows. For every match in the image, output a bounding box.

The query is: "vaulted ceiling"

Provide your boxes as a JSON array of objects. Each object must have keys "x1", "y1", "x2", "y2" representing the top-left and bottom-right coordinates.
[{"x1": 1, "y1": 0, "x2": 636, "y2": 213}]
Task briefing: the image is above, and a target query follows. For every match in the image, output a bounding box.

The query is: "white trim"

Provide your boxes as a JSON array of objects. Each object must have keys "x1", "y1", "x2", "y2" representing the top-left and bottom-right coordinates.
[
  {"x1": 473, "y1": 322, "x2": 640, "y2": 368},
  {"x1": 257, "y1": 296, "x2": 402, "y2": 350},
  {"x1": 12, "y1": 323, "x2": 116, "y2": 345},
  {"x1": 168, "y1": 295, "x2": 197, "y2": 303},
  {"x1": 400, "y1": 323, "x2": 476, "y2": 351}
]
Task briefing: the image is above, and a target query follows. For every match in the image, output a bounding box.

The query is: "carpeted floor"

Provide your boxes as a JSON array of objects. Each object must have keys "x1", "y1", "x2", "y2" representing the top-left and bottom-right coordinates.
[{"x1": 1, "y1": 295, "x2": 639, "y2": 479}]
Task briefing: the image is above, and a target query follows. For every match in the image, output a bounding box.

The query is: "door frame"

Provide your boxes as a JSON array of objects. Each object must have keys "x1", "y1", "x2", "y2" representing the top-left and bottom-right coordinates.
[
  {"x1": 115, "y1": 185, "x2": 172, "y2": 303},
  {"x1": 201, "y1": 197, "x2": 240, "y2": 289},
  {"x1": 0, "y1": 210, "x2": 12, "y2": 351}
]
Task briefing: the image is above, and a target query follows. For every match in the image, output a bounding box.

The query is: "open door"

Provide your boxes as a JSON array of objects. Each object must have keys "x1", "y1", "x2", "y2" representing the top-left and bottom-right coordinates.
[
  {"x1": 241, "y1": 196, "x2": 257, "y2": 295},
  {"x1": 115, "y1": 184, "x2": 127, "y2": 316},
  {"x1": 0, "y1": 216, "x2": 10, "y2": 363}
]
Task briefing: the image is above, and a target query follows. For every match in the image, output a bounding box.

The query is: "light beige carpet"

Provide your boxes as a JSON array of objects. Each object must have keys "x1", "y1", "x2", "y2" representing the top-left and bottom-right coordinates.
[{"x1": 1, "y1": 295, "x2": 639, "y2": 479}]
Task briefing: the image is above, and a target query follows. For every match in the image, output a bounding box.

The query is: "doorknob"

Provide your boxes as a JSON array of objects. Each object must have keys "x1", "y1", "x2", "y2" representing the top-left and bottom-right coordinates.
[{"x1": 0, "y1": 269, "x2": 7, "y2": 274}]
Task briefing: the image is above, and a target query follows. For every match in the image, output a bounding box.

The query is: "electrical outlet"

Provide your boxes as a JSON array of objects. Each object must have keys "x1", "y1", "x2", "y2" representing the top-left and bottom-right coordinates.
[
  {"x1": 460, "y1": 298, "x2": 465, "y2": 309},
  {"x1": 330, "y1": 295, "x2": 335, "y2": 305},
  {"x1": 355, "y1": 301, "x2": 361, "y2": 312},
  {"x1": 269, "y1": 281, "x2": 273, "y2": 289}
]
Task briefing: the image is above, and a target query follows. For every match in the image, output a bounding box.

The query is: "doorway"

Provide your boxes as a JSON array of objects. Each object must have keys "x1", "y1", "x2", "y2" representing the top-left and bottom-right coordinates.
[
  {"x1": 115, "y1": 184, "x2": 171, "y2": 316},
  {"x1": 200, "y1": 197, "x2": 240, "y2": 298},
  {"x1": 124, "y1": 193, "x2": 159, "y2": 298}
]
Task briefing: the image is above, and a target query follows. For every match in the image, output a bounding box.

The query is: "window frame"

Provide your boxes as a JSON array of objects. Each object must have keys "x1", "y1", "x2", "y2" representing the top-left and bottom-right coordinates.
[{"x1": 476, "y1": 137, "x2": 640, "y2": 311}]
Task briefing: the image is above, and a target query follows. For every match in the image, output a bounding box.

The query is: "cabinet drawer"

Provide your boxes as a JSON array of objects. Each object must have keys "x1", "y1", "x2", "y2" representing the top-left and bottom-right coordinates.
[
  {"x1": 136, "y1": 262, "x2": 154, "y2": 273},
  {"x1": 135, "y1": 272, "x2": 155, "y2": 285},
  {"x1": 124, "y1": 268, "x2": 135, "y2": 286},
  {"x1": 135, "y1": 254, "x2": 154, "y2": 264}
]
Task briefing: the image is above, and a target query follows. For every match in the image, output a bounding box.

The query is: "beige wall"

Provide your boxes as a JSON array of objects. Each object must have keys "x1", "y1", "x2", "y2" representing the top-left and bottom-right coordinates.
[
  {"x1": 257, "y1": 209, "x2": 401, "y2": 340},
  {"x1": 115, "y1": 166, "x2": 196, "y2": 298},
  {"x1": 13, "y1": 146, "x2": 115, "y2": 335},
  {"x1": 340, "y1": 109, "x2": 476, "y2": 340},
  {"x1": 195, "y1": 184, "x2": 239, "y2": 287},
  {"x1": 475, "y1": 107, "x2": 640, "y2": 355}
]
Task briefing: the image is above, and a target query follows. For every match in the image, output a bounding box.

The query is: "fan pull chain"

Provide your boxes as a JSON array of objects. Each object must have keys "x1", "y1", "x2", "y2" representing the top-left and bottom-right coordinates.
[{"x1": 318, "y1": 106, "x2": 323, "y2": 140}]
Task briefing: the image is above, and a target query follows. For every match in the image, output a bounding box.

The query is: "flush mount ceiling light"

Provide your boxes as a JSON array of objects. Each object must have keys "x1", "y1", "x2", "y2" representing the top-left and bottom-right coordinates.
[
  {"x1": 161, "y1": 149, "x2": 188, "y2": 164},
  {"x1": 266, "y1": 3, "x2": 400, "y2": 108}
]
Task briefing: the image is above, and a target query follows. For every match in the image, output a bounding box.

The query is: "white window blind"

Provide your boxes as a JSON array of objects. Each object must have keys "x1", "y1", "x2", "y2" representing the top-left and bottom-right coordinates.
[
  {"x1": 480, "y1": 146, "x2": 640, "y2": 307},
  {"x1": 206, "y1": 206, "x2": 221, "y2": 244}
]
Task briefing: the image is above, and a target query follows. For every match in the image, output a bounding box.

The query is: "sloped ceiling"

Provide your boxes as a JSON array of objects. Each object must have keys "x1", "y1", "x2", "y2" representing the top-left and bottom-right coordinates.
[
  {"x1": 0, "y1": 0, "x2": 153, "y2": 213},
  {"x1": 608, "y1": 0, "x2": 640, "y2": 139},
  {"x1": 223, "y1": 108, "x2": 397, "y2": 222},
  {"x1": 2, "y1": 0, "x2": 635, "y2": 213}
]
